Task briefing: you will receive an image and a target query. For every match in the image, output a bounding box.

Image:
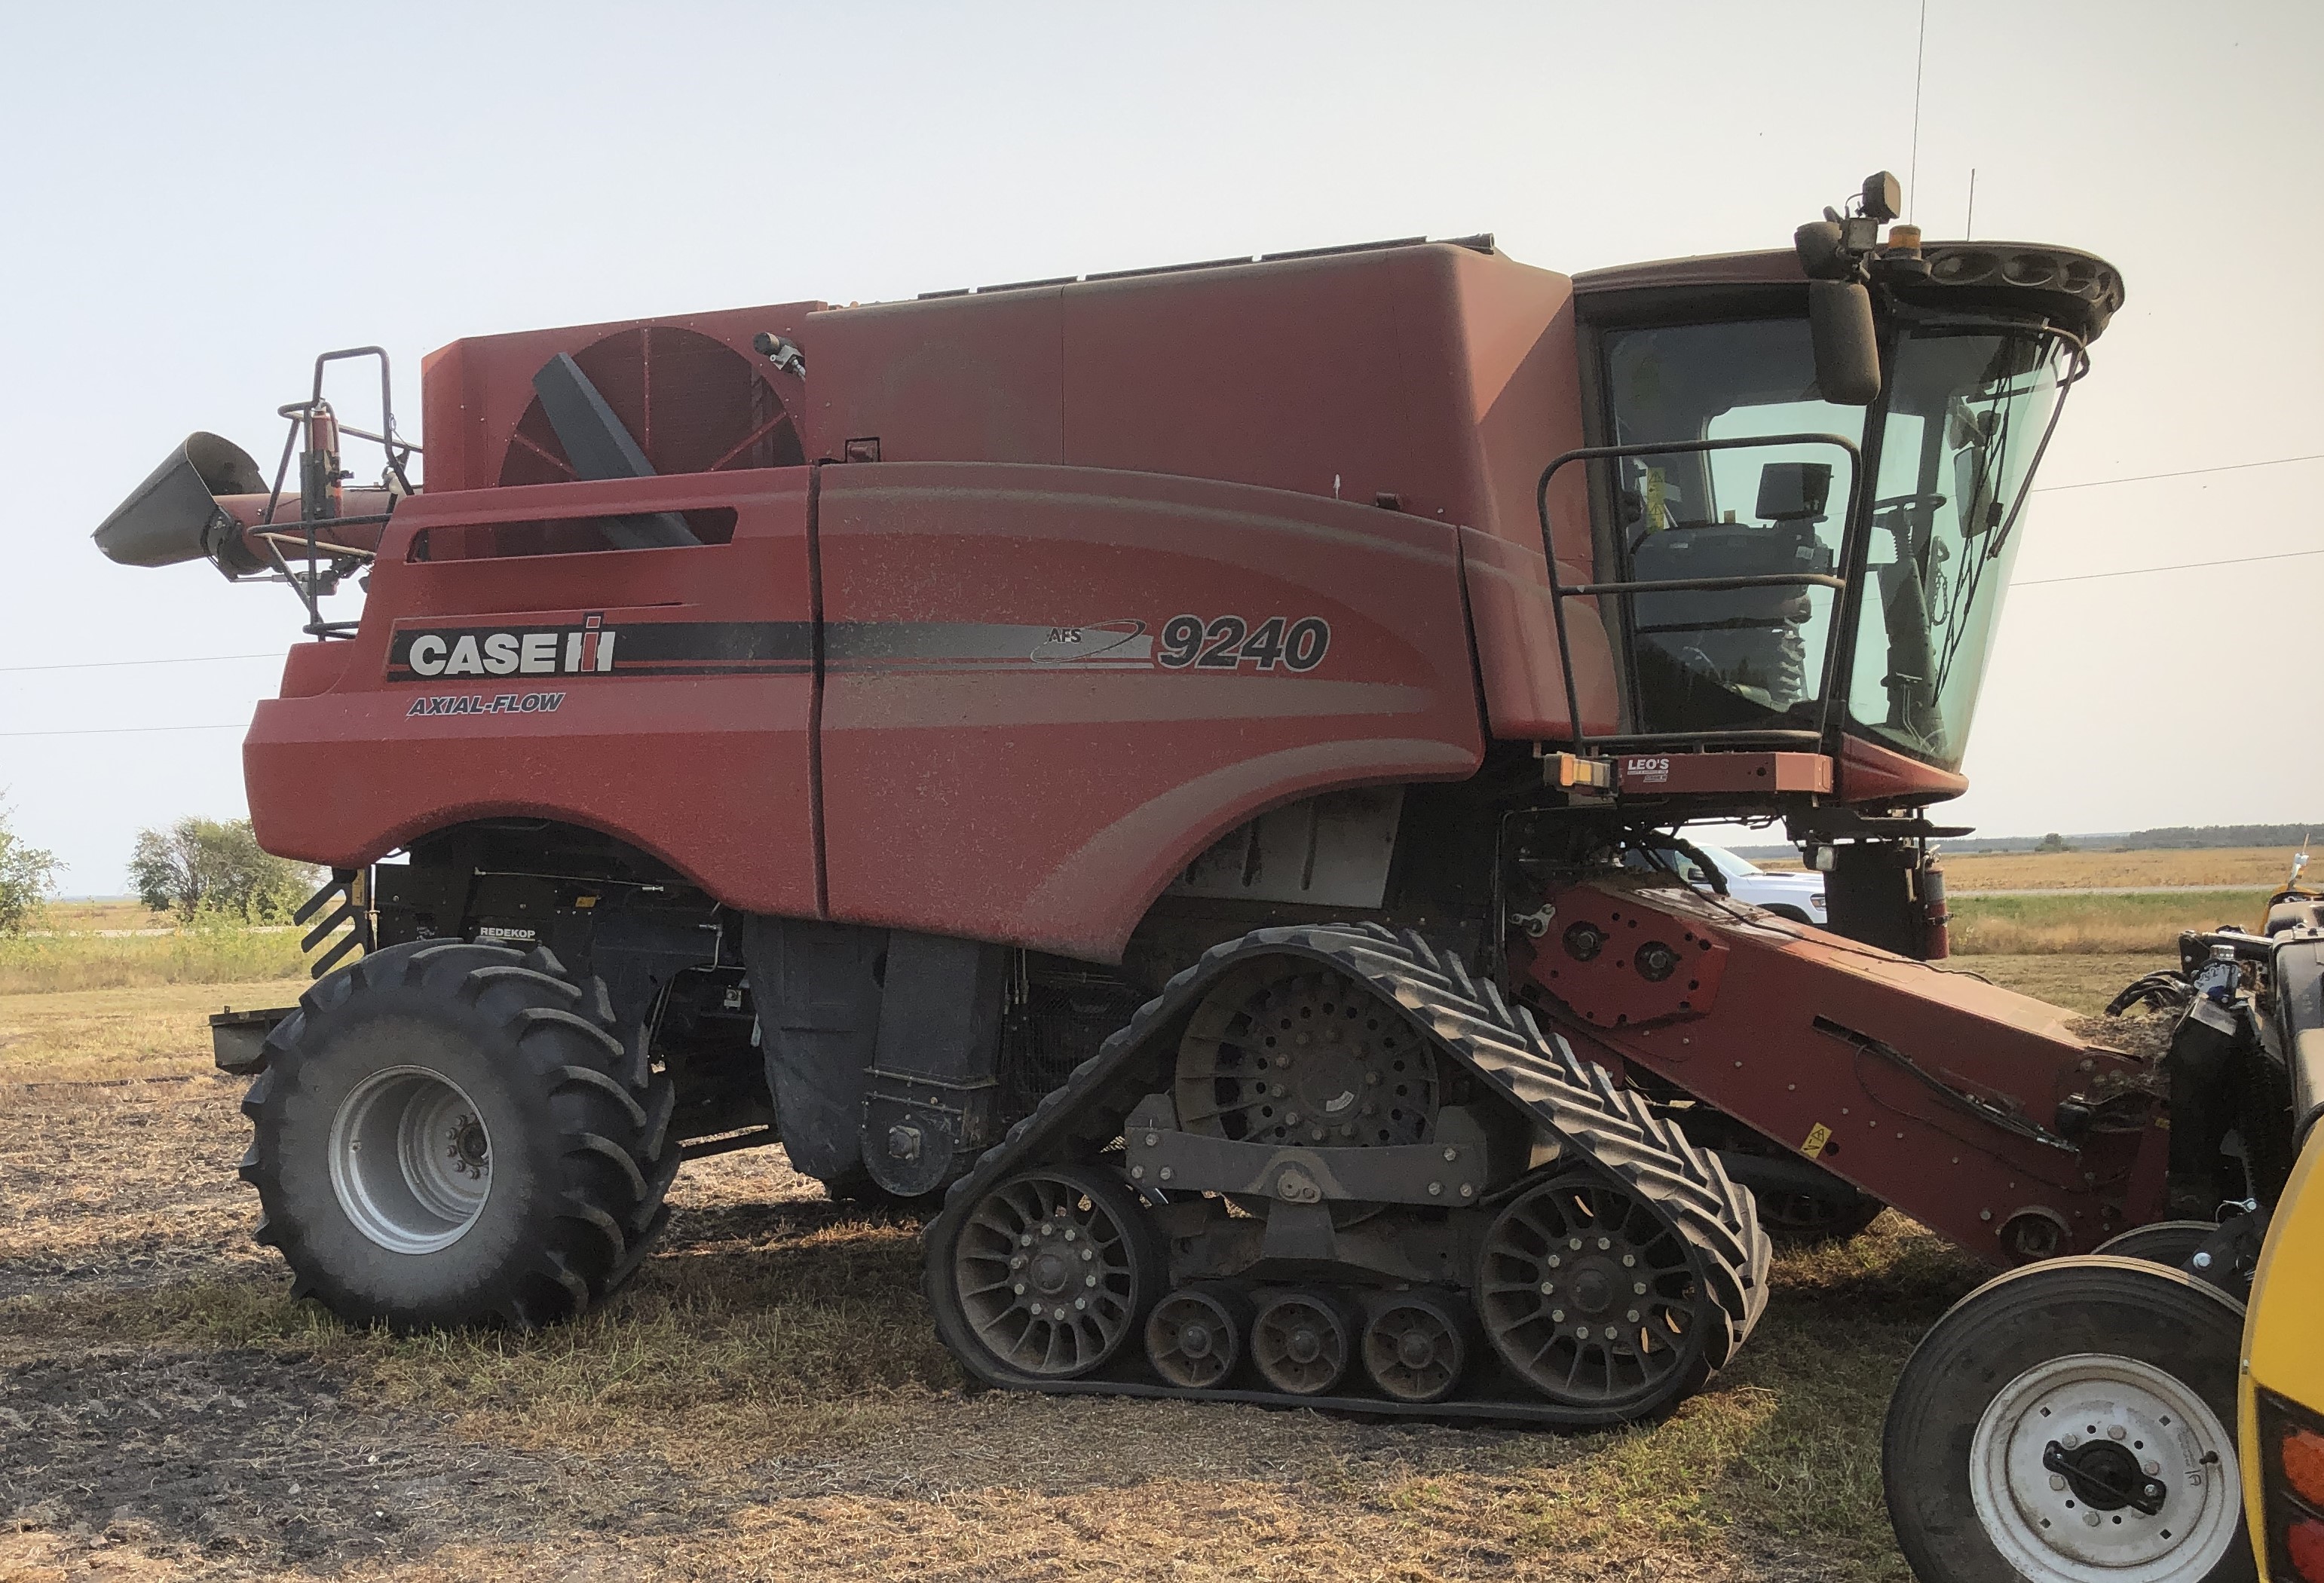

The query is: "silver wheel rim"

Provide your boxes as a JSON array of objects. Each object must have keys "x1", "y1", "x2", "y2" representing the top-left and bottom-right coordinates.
[
  {"x1": 1968, "y1": 1351, "x2": 2240, "y2": 1583},
  {"x1": 329, "y1": 1065, "x2": 492, "y2": 1254}
]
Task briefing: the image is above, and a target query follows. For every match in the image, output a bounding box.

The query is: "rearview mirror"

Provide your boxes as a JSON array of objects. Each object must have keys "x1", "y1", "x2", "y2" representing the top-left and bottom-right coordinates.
[{"x1": 1808, "y1": 280, "x2": 1882, "y2": 406}]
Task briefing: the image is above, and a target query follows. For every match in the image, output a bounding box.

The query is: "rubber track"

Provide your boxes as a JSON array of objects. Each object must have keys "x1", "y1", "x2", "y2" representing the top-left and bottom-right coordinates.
[{"x1": 926, "y1": 923, "x2": 1772, "y2": 1417}]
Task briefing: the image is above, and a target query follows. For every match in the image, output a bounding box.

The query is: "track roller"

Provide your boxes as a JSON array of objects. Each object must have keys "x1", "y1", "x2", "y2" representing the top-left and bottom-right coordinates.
[
  {"x1": 1145, "y1": 1287, "x2": 1249, "y2": 1389},
  {"x1": 1361, "y1": 1293, "x2": 1470, "y2": 1404},
  {"x1": 948, "y1": 1163, "x2": 1160, "y2": 1379},
  {"x1": 1251, "y1": 1291, "x2": 1356, "y2": 1395}
]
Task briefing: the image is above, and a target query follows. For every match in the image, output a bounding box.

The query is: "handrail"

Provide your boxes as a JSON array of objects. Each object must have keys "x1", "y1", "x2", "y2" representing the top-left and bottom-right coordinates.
[{"x1": 1534, "y1": 431, "x2": 1866, "y2": 758}]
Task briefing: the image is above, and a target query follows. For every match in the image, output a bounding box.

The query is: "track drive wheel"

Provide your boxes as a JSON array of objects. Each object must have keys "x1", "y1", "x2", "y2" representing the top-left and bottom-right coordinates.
[
  {"x1": 238, "y1": 940, "x2": 679, "y2": 1331},
  {"x1": 1477, "y1": 1169, "x2": 1719, "y2": 1421},
  {"x1": 948, "y1": 1165, "x2": 1161, "y2": 1379},
  {"x1": 1883, "y1": 1255, "x2": 2251, "y2": 1583}
]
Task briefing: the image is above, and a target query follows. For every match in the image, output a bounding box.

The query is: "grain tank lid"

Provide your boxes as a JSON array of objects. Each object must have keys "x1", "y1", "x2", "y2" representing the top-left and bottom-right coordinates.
[{"x1": 1573, "y1": 241, "x2": 2126, "y2": 344}]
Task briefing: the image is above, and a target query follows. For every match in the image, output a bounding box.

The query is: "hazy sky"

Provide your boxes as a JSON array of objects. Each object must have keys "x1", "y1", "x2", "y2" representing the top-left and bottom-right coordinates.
[{"x1": 3, "y1": 1, "x2": 2319, "y2": 892}]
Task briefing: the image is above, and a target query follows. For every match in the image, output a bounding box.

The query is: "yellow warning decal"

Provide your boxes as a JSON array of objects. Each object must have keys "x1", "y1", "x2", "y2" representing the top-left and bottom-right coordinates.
[{"x1": 1799, "y1": 1122, "x2": 1833, "y2": 1159}]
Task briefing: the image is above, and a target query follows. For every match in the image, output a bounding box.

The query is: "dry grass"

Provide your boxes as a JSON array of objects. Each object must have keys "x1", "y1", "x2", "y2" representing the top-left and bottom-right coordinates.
[
  {"x1": 0, "y1": 957, "x2": 2169, "y2": 1581},
  {"x1": 0, "y1": 929, "x2": 314, "y2": 997},
  {"x1": 1948, "y1": 889, "x2": 2267, "y2": 954},
  {"x1": 41, "y1": 897, "x2": 167, "y2": 932},
  {"x1": 1940, "y1": 844, "x2": 2302, "y2": 892}
]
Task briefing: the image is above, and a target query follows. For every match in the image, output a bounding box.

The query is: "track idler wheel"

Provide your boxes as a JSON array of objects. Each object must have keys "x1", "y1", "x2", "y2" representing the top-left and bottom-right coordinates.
[
  {"x1": 1361, "y1": 1294, "x2": 1471, "y2": 1404},
  {"x1": 1251, "y1": 1291, "x2": 1356, "y2": 1395},
  {"x1": 1478, "y1": 1169, "x2": 1716, "y2": 1419},
  {"x1": 1145, "y1": 1287, "x2": 1249, "y2": 1389},
  {"x1": 949, "y1": 1164, "x2": 1159, "y2": 1379}
]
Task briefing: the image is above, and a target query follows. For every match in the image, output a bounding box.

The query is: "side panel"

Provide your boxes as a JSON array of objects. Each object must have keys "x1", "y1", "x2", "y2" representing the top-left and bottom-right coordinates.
[
  {"x1": 817, "y1": 462, "x2": 1486, "y2": 961},
  {"x1": 243, "y1": 470, "x2": 820, "y2": 915},
  {"x1": 1517, "y1": 877, "x2": 2163, "y2": 1261}
]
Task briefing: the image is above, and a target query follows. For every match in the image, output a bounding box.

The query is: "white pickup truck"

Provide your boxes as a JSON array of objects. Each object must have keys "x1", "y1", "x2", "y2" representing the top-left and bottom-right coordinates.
[{"x1": 1625, "y1": 841, "x2": 1828, "y2": 926}]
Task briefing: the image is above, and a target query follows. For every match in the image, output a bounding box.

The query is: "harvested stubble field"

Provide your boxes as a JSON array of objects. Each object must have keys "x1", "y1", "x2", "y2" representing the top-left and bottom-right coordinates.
[{"x1": 1, "y1": 954, "x2": 2171, "y2": 1583}]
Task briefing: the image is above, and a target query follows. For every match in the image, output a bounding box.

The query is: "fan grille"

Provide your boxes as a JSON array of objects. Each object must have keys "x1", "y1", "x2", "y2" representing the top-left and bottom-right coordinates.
[{"x1": 497, "y1": 325, "x2": 804, "y2": 487}]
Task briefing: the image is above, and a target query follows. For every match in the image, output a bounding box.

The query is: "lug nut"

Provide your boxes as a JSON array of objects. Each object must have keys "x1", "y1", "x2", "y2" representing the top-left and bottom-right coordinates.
[
  {"x1": 1548, "y1": 1254, "x2": 1562, "y2": 1268},
  {"x1": 1551, "y1": 1309, "x2": 1566, "y2": 1322},
  {"x1": 1085, "y1": 1274, "x2": 1098, "y2": 1287},
  {"x1": 1597, "y1": 1237, "x2": 1611, "y2": 1251},
  {"x1": 1013, "y1": 1282, "x2": 1027, "y2": 1295},
  {"x1": 1539, "y1": 1282, "x2": 1554, "y2": 1296},
  {"x1": 2050, "y1": 1474, "x2": 2068, "y2": 1492},
  {"x1": 1443, "y1": 1148, "x2": 1458, "y2": 1162},
  {"x1": 1621, "y1": 1254, "x2": 1635, "y2": 1267},
  {"x1": 1159, "y1": 1167, "x2": 1174, "y2": 1181},
  {"x1": 1010, "y1": 1254, "x2": 1026, "y2": 1269},
  {"x1": 1634, "y1": 1281, "x2": 1647, "y2": 1295},
  {"x1": 1063, "y1": 1228, "x2": 1077, "y2": 1242},
  {"x1": 1428, "y1": 1182, "x2": 1443, "y2": 1196},
  {"x1": 1625, "y1": 1309, "x2": 1640, "y2": 1322},
  {"x1": 1081, "y1": 1248, "x2": 1093, "y2": 1261}
]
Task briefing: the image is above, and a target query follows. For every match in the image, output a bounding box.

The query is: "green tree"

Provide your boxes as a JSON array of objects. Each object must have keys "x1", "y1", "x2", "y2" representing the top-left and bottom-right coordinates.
[
  {"x1": 2036, "y1": 832, "x2": 2073, "y2": 854},
  {"x1": 129, "y1": 816, "x2": 320, "y2": 923},
  {"x1": 0, "y1": 797, "x2": 63, "y2": 935}
]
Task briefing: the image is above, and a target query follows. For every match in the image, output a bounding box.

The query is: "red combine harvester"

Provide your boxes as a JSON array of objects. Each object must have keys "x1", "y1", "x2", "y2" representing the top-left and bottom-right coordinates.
[{"x1": 98, "y1": 173, "x2": 2170, "y2": 1425}]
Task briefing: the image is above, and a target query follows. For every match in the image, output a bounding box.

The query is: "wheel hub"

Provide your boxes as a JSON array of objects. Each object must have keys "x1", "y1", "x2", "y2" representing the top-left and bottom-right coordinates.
[
  {"x1": 1969, "y1": 1352, "x2": 2241, "y2": 1581},
  {"x1": 329, "y1": 1065, "x2": 494, "y2": 1255}
]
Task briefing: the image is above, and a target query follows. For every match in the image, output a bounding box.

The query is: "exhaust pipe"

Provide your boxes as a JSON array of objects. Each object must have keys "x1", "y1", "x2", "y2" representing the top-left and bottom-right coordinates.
[
  {"x1": 93, "y1": 433, "x2": 272, "y2": 574},
  {"x1": 93, "y1": 433, "x2": 391, "y2": 575}
]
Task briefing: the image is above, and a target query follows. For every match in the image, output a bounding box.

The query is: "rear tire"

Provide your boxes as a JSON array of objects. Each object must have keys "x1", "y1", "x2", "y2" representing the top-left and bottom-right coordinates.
[
  {"x1": 239, "y1": 940, "x2": 679, "y2": 1330},
  {"x1": 1882, "y1": 1255, "x2": 2251, "y2": 1583}
]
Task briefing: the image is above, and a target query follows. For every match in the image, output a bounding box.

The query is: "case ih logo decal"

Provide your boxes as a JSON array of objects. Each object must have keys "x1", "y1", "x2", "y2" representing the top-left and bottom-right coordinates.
[
  {"x1": 388, "y1": 618, "x2": 812, "y2": 681},
  {"x1": 386, "y1": 617, "x2": 1332, "y2": 683}
]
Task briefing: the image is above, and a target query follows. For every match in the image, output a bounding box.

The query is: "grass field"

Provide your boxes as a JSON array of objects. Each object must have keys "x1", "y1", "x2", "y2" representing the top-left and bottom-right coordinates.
[
  {"x1": 1949, "y1": 888, "x2": 2270, "y2": 954},
  {"x1": 0, "y1": 953, "x2": 2172, "y2": 1581},
  {"x1": 1938, "y1": 844, "x2": 2302, "y2": 892}
]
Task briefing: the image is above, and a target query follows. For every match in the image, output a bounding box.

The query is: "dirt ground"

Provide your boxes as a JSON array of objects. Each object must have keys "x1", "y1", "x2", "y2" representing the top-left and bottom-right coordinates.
[{"x1": 0, "y1": 956, "x2": 2174, "y2": 1582}]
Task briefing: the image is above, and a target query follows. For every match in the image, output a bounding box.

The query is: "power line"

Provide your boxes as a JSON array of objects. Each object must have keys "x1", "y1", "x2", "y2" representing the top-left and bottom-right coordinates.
[
  {"x1": 1907, "y1": 1, "x2": 1927, "y2": 221},
  {"x1": 2016, "y1": 547, "x2": 2324, "y2": 587},
  {"x1": 2032, "y1": 454, "x2": 2324, "y2": 493},
  {"x1": 0, "y1": 651, "x2": 277, "y2": 675},
  {"x1": 0, "y1": 722, "x2": 250, "y2": 739}
]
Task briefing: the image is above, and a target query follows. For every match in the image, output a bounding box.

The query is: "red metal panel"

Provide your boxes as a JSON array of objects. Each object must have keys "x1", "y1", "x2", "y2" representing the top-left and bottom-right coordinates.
[
  {"x1": 243, "y1": 470, "x2": 820, "y2": 916},
  {"x1": 1836, "y1": 730, "x2": 1969, "y2": 804},
  {"x1": 804, "y1": 289, "x2": 1067, "y2": 466},
  {"x1": 816, "y1": 462, "x2": 1485, "y2": 961},
  {"x1": 1518, "y1": 877, "x2": 2166, "y2": 1261}
]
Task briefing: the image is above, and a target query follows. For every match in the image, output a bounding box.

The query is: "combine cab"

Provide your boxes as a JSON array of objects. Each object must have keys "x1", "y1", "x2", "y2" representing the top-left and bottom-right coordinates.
[{"x1": 96, "y1": 173, "x2": 2206, "y2": 1425}]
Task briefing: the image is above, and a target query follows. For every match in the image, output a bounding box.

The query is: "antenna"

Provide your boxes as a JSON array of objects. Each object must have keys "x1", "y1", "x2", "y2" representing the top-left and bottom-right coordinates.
[
  {"x1": 1965, "y1": 167, "x2": 1977, "y2": 240},
  {"x1": 1908, "y1": 0, "x2": 1927, "y2": 222}
]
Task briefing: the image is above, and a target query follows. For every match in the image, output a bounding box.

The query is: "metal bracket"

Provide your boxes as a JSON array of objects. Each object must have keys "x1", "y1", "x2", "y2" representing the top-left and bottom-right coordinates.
[{"x1": 1123, "y1": 1095, "x2": 1490, "y2": 1207}]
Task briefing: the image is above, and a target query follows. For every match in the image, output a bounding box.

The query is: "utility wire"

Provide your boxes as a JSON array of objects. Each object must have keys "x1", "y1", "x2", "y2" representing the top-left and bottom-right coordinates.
[
  {"x1": 5, "y1": 452, "x2": 2320, "y2": 684},
  {"x1": 1907, "y1": 1, "x2": 1927, "y2": 220},
  {"x1": 2032, "y1": 453, "x2": 2324, "y2": 492},
  {"x1": 0, "y1": 652, "x2": 277, "y2": 675},
  {"x1": 0, "y1": 722, "x2": 250, "y2": 739},
  {"x1": 2015, "y1": 547, "x2": 2324, "y2": 587}
]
